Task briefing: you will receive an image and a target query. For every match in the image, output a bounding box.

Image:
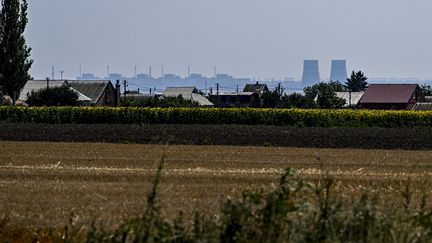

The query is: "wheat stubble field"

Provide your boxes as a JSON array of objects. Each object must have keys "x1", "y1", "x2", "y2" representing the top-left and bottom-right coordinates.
[{"x1": 1, "y1": 141, "x2": 432, "y2": 227}]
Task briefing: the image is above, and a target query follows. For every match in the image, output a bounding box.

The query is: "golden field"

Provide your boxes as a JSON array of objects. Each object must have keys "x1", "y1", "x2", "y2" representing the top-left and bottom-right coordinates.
[{"x1": 1, "y1": 141, "x2": 432, "y2": 228}]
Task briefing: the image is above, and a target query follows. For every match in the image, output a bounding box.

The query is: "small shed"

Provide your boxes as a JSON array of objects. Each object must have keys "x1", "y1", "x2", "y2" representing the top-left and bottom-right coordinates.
[{"x1": 359, "y1": 84, "x2": 424, "y2": 110}]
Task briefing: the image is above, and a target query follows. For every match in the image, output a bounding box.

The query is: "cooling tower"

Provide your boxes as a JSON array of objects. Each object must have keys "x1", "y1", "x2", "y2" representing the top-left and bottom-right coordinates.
[
  {"x1": 301, "y1": 60, "x2": 320, "y2": 87},
  {"x1": 330, "y1": 60, "x2": 347, "y2": 83}
]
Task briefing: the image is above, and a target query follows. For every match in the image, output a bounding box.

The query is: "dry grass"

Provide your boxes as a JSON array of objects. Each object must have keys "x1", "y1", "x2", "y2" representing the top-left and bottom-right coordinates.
[{"x1": 1, "y1": 141, "x2": 432, "y2": 228}]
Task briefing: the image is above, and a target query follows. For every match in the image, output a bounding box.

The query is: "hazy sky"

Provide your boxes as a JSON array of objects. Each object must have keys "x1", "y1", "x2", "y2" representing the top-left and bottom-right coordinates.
[{"x1": 26, "y1": 0, "x2": 432, "y2": 80}]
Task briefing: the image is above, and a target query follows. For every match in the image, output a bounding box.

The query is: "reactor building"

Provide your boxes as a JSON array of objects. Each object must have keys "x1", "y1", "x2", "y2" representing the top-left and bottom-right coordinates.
[
  {"x1": 301, "y1": 60, "x2": 320, "y2": 87},
  {"x1": 329, "y1": 60, "x2": 348, "y2": 83}
]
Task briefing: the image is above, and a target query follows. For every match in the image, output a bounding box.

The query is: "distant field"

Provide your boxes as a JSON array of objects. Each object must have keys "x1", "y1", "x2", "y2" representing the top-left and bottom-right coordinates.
[{"x1": 1, "y1": 141, "x2": 432, "y2": 227}]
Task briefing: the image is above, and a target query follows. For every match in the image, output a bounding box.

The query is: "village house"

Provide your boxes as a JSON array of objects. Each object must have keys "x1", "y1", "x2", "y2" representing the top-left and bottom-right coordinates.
[
  {"x1": 243, "y1": 82, "x2": 269, "y2": 96},
  {"x1": 19, "y1": 79, "x2": 119, "y2": 106},
  {"x1": 359, "y1": 84, "x2": 424, "y2": 110},
  {"x1": 68, "y1": 80, "x2": 117, "y2": 106}
]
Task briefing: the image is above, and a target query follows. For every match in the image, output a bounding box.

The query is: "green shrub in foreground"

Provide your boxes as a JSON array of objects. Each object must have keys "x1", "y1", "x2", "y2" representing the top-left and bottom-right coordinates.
[{"x1": 1, "y1": 106, "x2": 432, "y2": 127}]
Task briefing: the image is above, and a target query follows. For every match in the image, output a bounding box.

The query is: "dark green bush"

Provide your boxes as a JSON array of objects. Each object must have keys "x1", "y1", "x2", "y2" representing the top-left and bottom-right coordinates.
[
  {"x1": 26, "y1": 86, "x2": 79, "y2": 106},
  {"x1": 123, "y1": 95, "x2": 199, "y2": 108}
]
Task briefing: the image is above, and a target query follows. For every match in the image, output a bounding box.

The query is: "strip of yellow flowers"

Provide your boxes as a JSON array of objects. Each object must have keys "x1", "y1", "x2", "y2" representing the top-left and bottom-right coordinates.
[{"x1": 0, "y1": 106, "x2": 431, "y2": 127}]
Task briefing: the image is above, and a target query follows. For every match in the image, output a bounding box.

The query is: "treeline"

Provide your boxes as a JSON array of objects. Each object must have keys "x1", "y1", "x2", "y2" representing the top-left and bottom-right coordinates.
[{"x1": 1, "y1": 106, "x2": 432, "y2": 128}]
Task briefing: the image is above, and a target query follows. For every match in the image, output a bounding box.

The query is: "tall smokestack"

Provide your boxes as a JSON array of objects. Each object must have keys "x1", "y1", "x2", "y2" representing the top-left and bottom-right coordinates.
[
  {"x1": 330, "y1": 60, "x2": 348, "y2": 83},
  {"x1": 134, "y1": 65, "x2": 137, "y2": 79},
  {"x1": 301, "y1": 60, "x2": 320, "y2": 87}
]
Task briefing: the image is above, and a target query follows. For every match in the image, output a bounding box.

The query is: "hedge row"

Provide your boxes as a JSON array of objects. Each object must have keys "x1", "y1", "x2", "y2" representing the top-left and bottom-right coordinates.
[{"x1": 1, "y1": 106, "x2": 432, "y2": 127}]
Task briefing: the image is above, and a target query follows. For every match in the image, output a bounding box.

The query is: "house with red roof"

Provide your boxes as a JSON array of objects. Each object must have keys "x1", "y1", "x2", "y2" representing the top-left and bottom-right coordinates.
[{"x1": 359, "y1": 84, "x2": 424, "y2": 110}]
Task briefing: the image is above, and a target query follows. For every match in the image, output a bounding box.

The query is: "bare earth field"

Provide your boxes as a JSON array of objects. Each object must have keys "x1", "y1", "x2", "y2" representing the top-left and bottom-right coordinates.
[
  {"x1": 2, "y1": 123, "x2": 432, "y2": 149},
  {"x1": 1, "y1": 141, "x2": 432, "y2": 228}
]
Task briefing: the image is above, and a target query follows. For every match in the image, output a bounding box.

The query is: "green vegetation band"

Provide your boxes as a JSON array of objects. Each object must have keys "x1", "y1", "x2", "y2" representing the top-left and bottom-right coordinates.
[{"x1": 0, "y1": 106, "x2": 431, "y2": 127}]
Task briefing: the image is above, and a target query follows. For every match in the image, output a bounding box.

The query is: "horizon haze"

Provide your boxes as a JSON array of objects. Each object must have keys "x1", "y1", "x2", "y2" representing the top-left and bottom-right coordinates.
[{"x1": 26, "y1": 0, "x2": 432, "y2": 80}]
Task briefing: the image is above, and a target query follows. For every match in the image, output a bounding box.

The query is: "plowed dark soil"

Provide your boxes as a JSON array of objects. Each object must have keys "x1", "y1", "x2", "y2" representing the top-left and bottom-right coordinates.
[{"x1": 1, "y1": 123, "x2": 432, "y2": 149}]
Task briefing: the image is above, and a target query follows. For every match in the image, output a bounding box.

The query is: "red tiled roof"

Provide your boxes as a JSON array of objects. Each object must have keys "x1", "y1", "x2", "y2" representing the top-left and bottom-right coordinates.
[{"x1": 360, "y1": 84, "x2": 419, "y2": 103}]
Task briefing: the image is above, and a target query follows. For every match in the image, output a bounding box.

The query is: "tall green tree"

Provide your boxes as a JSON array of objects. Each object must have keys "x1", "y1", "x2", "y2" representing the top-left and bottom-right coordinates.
[
  {"x1": 0, "y1": 0, "x2": 32, "y2": 105},
  {"x1": 345, "y1": 70, "x2": 368, "y2": 92}
]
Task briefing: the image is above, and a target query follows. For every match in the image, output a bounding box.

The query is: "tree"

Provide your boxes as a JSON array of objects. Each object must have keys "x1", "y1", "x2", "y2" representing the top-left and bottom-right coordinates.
[
  {"x1": 0, "y1": 0, "x2": 33, "y2": 105},
  {"x1": 262, "y1": 88, "x2": 282, "y2": 108},
  {"x1": 304, "y1": 81, "x2": 345, "y2": 108},
  {"x1": 345, "y1": 70, "x2": 368, "y2": 92},
  {"x1": 279, "y1": 92, "x2": 315, "y2": 108},
  {"x1": 420, "y1": 84, "x2": 432, "y2": 96},
  {"x1": 26, "y1": 86, "x2": 79, "y2": 106}
]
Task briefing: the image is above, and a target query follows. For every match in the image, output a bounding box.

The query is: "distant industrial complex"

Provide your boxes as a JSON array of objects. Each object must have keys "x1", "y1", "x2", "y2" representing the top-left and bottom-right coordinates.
[{"x1": 44, "y1": 60, "x2": 428, "y2": 95}]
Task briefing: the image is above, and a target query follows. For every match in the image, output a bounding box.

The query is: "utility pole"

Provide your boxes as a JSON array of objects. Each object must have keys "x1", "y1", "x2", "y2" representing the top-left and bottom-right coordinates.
[
  {"x1": 349, "y1": 88, "x2": 352, "y2": 107},
  {"x1": 216, "y1": 83, "x2": 220, "y2": 106},
  {"x1": 205, "y1": 81, "x2": 207, "y2": 95},
  {"x1": 123, "y1": 80, "x2": 127, "y2": 101},
  {"x1": 277, "y1": 83, "x2": 281, "y2": 96},
  {"x1": 46, "y1": 77, "x2": 49, "y2": 88},
  {"x1": 236, "y1": 84, "x2": 239, "y2": 93}
]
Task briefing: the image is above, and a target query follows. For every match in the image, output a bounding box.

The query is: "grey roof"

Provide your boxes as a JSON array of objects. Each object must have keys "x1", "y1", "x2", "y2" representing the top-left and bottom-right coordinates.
[
  {"x1": 212, "y1": 92, "x2": 256, "y2": 96},
  {"x1": 163, "y1": 86, "x2": 197, "y2": 97},
  {"x1": 70, "y1": 87, "x2": 92, "y2": 102},
  {"x1": 68, "y1": 80, "x2": 112, "y2": 104},
  {"x1": 19, "y1": 80, "x2": 66, "y2": 100},
  {"x1": 161, "y1": 87, "x2": 213, "y2": 106},
  {"x1": 190, "y1": 93, "x2": 213, "y2": 106},
  {"x1": 412, "y1": 102, "x2": 432, "y2": 110},
  {"x1": 19, "y1": 80, "x2": 93, "y2": 102},
  {"x1": 243, "y1": 83, "x2": 269, "y2": 94},
  {"x1": 335, "y1": 91, "x2": 365, "y2": 107}
]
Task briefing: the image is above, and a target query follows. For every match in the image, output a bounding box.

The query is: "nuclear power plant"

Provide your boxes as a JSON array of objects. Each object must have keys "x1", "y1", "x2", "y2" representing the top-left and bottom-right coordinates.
[
  {"x1": 330, "y1": 60, "x2": 348, "y2": 83},
  {"x1": 301, "y1": 59, "x2": 348, "y2": 87},
  {"x1": 301, "y1": 60, "x2": 320, "y2": 87}
]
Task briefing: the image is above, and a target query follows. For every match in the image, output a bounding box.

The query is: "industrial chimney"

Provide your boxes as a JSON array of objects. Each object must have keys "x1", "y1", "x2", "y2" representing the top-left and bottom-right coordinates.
[
  {"x1": 330, "y1": 60, "x2": 348, "y2": 83},
  {"x1": 301, "y1": 60, "x2": 320, "y2": 87}
]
